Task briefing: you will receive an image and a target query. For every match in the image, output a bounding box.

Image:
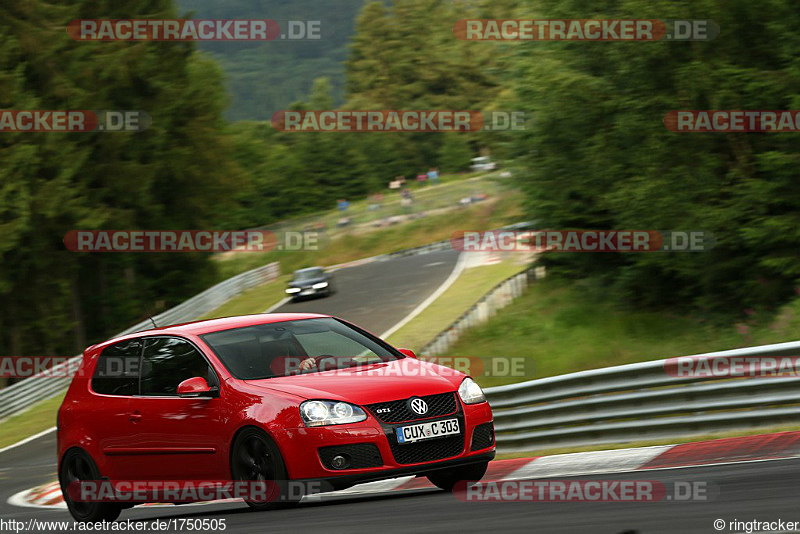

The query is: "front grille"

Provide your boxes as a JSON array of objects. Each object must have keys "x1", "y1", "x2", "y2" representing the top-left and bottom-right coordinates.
[
  {"x1": 318, "y1": 443, "x2": 383, "y2": 470},
  {"x1": 389, "y1": 433, "x2": 465, "y2": 464},
  {"x1": 367, "y1": 392, "x2": 458, "y2": 423},
  {"x1": 470, "y1": 422, "x2": 495, "y2": 451}
]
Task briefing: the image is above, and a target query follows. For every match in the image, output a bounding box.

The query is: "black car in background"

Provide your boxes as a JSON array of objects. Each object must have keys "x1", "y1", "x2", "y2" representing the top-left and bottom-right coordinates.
[{"x1": 286, "y1": 267, "x2": 335, "y2": 301}]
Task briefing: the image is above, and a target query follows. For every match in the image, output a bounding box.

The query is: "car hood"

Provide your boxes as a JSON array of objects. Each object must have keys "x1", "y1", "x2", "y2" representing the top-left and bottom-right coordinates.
[{"x1": 243, "y1": 358, "x2": 464, "y2": 405}]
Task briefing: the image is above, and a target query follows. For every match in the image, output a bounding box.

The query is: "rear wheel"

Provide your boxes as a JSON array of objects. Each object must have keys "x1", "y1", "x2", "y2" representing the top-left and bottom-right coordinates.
[
  {"x1": 59, "y1": 449, "x2": 122, "y2": 523},
  {"x1": 427, "y1": 461, "x2": 489, "y2": 491},
  {"x1": 231, "y1": 428, "x2": 301, "y2": 511}
]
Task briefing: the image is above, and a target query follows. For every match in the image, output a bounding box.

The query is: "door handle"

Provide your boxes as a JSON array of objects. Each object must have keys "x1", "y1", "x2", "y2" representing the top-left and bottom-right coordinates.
[{"x1": 128, "y1": 411, "x2": 142, "y2": 423}]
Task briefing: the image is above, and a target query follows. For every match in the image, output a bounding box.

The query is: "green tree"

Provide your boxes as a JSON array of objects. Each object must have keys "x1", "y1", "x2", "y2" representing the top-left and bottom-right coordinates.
[
  {"x1": 0, "y1": 0, "x2": 240, "y2": 361},
  {"x1": 438, "y1": 132, "x2": 473, "y2": 173},
  {"x1": 510, "y1": 0, "x2": 800, "y2": 313}
]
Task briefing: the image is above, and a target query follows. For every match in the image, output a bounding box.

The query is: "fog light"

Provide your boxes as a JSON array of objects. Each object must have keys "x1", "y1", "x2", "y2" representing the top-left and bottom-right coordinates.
[{"x1": 331, "y1": 454, "x2": 350, "y2": 469}]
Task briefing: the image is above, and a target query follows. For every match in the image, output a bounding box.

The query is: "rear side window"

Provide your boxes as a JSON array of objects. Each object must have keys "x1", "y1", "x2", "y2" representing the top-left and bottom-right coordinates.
[
  {"x1": 91, "y1": 340, "x2": 142, "y2": 396},
  {"x1": 140, "y1": 337, "x2": 215, "y2": 396}
]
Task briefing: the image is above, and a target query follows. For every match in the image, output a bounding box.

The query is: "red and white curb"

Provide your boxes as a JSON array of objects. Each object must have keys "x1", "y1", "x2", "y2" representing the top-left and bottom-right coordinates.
[{"x1": 10, "y1": 430, "x2": 800, "y2": 511}]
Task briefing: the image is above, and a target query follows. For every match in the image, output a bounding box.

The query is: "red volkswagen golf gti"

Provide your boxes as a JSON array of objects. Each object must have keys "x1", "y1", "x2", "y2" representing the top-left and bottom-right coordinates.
[{"x1": 57, "y1": 313, "x2": 495, "y2": 521}]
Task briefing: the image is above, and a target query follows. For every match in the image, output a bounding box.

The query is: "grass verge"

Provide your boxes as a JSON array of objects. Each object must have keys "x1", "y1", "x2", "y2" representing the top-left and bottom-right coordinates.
[
  {"x1": 214, "y1": 189, "x2": 523, "y2": 281},
  {"x1": 0, "y1": 393, "x2": 64, "y2": 450},
  {"x1": 199, "y1": 274, "x2": 291, "y2": 320},
  {"x1": 386, "y1": 260, "x2": 525, "y2": 350},
  {"x1": 251, "y1": 171, "x2": 501, "y2": 236},
  {"x1": 442, "y1": 276, "x2": 800, "y2": 388}
]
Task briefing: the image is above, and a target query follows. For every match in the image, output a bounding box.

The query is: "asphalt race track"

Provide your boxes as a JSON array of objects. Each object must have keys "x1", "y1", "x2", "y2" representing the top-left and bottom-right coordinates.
[
  {"x1": 4, "y1": 449, "x2": 800, "y2": 533},
  {"x1": 2, "y1": 248, "x2": 796, "y2": 533},
  {"x1": 271, "y1": 249, "x2": 461, "y2": 336}
]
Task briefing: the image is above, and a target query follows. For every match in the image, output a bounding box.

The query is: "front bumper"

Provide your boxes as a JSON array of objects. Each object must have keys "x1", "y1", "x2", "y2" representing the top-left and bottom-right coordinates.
[
  {"x1": 274, "y1": 399, "x2": 494, "y2": 484},
  {"x1": 287, "y1": 286, "x2": 328, "y2": 299},
  {"x1": 298, "y1": 450, "x2": 496, "y2": 493}
]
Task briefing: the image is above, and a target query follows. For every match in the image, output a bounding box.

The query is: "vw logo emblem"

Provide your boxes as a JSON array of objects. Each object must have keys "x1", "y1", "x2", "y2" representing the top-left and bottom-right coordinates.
[{"x1": 409, "y1": 397, "x2": 428, "y2": 415}]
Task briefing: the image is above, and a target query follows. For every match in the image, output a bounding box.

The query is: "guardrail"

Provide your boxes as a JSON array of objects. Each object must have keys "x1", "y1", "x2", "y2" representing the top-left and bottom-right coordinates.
[
  {"x1": 484, "y1": 341, "x2": 800, "y2": 451},
  {"x1": 0, "y1": 225, "x2": 522, "y2": 421},
  {"x1": 17, "y1": 220, "x2": 796, "y2": 453},
  {"x1": 0, "y1": 262, "x2": 279, "y2": 421}
]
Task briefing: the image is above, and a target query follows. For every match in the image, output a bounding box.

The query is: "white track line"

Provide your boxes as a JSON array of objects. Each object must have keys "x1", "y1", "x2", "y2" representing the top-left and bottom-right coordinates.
[
  {"x1": 0, "y1": 426, "x2": 56, "y2": 455},
  {"x1": 379, "y1": 252, "x2": 466, "y2": 340},
  {"x1": 263, "y1": 297, "x2": 290, "y2": 314},
  {"x1": 507, "y1": 445, "x2": 674, "y2": 481}
]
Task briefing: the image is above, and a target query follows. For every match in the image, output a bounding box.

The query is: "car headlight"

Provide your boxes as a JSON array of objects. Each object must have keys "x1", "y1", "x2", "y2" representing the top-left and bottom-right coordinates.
[
  {"x1": 312, "y1": 282, "x2": 328, "y2": 289},
  {"x1": 299, "y1": 400, "x2": 367, "y2": 427},
  {"x1": 458, "y1": 377, "x2": 486, "y2": 404},
  {"x1": 286, "y1": 287, "x2": 301, "y2": 294}
]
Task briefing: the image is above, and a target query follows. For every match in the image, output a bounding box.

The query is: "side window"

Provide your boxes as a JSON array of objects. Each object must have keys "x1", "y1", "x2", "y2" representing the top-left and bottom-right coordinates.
[
  {"x1": 140, "y1": 337, "x2": 215, "y2": 396},
  {"x1": 91, "y1": 340, "x2": 142, "y2": 396}
]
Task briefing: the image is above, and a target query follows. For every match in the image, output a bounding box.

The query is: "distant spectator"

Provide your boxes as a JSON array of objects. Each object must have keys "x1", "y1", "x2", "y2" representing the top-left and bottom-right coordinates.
[
  {"x1": 401, "y1": 188, "x2": 414, "y2": 210},
  {"x1": 337, "y1": 199, "x2": 350, "y2": 212},
  {"x1": 427, "y1": 167, "x2": 440, "y2": 184},
  {"x1": 368, "y1": 192, "x2": 383, "y2": 211},
  {"x1": 416, "y1": 173, "x2": 427, "y2": 184}
]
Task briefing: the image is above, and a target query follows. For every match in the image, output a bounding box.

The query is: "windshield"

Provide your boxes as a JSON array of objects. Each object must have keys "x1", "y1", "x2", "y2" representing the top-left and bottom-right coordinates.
[
  {"x1": 293, "y1": 269, "x2": 324, "y2": 282},
  {"x1": 199, "y1": 318, "x2": 400, "y2": 379}
]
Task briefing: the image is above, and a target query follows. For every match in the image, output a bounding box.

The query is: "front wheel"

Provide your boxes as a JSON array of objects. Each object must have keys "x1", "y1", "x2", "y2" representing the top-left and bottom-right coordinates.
[
  {"x1": 59, "y1": 449, "x2": 122, "y2": 523},
  {"x1": 427, "y1": 461, "x2": 489, "y2": 491},
  {"x1": 231, "y1": 428, "x2": 301, "y2": 511}
]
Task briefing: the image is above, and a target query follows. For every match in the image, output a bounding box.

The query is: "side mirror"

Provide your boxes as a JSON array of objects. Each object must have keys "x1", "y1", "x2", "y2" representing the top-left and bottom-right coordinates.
[
  {"x1": 177, "y1": 377, "x2": 219, "y2": 398},
  {"x1": 398, "y1": 348, "x2": 417, "y2": 359}
]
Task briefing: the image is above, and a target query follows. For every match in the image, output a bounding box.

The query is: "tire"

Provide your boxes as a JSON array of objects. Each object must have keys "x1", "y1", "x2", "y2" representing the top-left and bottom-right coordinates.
[
  {"x1": 230, "y1": 428, "x2": 301, "y2": 511},
  {"x1": 426, "y1": 461, "x2": 489, "y2": 491},
  {"x1": 59, "y1": 449, "x2": 122, "y2": 523}
]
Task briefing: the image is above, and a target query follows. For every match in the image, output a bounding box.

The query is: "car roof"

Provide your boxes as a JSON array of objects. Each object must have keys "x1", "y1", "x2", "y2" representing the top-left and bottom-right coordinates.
[
  {"x1": 294, "y1": 267, "x2": 323, "y2": 273},
  {"x1": 99, "y1": 313, "x2": 330, "y2": 346}
]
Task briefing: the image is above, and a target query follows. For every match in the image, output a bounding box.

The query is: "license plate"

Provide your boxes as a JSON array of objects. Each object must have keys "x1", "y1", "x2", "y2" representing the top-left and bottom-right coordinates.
[
  {"x1": 300, "y1": 289, "x2": 314, "y2": 295},
  {"x1": 396, "y1": 418, "x2": 460, "y2": 444}
]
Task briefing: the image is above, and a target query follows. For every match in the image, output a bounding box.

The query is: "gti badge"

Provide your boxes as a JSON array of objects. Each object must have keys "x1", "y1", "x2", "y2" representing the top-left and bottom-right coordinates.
[{"x1": 409, "y1": 397, "x2": 428, "y2": 415}]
